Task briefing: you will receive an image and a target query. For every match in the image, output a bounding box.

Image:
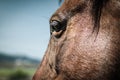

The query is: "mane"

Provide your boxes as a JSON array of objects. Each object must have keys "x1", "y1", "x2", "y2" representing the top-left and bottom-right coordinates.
[{"x1": 91, "y1": 0, "x2": 109, "y2": 33}]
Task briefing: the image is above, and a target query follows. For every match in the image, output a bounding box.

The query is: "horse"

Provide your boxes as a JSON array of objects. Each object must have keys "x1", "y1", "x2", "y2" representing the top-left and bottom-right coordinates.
[{"x1": 33, "y1": 0, "x2": 120, "y2": 80}]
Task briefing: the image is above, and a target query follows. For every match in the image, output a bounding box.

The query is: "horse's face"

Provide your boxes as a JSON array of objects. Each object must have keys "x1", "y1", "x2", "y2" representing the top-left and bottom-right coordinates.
[{"x1": 33, "y1": 0, "x2": 120, "y2": 80}]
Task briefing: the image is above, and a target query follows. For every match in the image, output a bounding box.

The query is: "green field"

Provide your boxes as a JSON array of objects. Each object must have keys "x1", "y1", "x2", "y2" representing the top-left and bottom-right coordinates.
[
  {"x1": 0, "y1": 53, "x2": 39, "y2": 80},
  {"x1": 0, "y1": 68, "x2": 37, "y2": 80},
  {"x1": 0, "y1": 68, "x2": 36, "y2": 76}
]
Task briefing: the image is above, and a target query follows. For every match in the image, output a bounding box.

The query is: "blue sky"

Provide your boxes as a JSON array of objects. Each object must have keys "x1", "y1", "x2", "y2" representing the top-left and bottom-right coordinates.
[{"x1": 0, "y1": 0, "x2": 60, "y2": 60}]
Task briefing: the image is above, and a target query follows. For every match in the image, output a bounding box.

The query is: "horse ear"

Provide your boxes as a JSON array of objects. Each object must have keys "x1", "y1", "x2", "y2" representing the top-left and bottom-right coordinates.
[{"x1": 107, "y1": 0, "x2": 120, "y2": 17}]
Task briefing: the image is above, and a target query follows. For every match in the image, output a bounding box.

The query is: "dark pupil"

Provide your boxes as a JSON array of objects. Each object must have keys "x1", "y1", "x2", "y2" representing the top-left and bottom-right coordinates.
[{"x1": 50, "y1": 20, "x2": 62, "y2": 32}]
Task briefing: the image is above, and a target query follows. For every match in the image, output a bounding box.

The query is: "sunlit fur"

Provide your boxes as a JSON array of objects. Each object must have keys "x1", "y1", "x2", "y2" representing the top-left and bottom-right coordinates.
[{"x1": 33, "y1": 0, "x2": 120, "y2": 80}]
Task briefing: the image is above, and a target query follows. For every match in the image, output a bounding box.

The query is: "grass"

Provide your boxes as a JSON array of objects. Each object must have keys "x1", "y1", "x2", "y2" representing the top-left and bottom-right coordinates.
[{"x1": 0, "y1": 68, "x2": 36, "y2": 77}]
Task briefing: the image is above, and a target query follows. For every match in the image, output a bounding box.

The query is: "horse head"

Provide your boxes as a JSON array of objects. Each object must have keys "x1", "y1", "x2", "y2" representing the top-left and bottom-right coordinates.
[{"x1": 33, "y1": 0, "x2": 120, "y2": 80}]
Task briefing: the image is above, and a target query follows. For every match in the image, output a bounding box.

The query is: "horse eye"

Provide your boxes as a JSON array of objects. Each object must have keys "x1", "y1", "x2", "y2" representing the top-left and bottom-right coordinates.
[
  {"x1": 50, "y1": 20, "x2": 63, "y2": 38},
  {"x1": 50, "y1": 20, "x2": 66, "y2": 38},
  {"x1": 50, "y1": 20, "x2": 62, "y2": 32}
]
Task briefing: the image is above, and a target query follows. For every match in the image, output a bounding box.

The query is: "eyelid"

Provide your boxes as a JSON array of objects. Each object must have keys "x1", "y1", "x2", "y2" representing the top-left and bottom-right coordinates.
[{"x1": 50, "y1": 14, "x2": 61, "y2": 23}]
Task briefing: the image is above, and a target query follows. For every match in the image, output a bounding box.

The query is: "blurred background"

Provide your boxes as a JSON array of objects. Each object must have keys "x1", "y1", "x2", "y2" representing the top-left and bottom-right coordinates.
[{"x1": 0, "y1": 0, "x2": 60, "y2": 80}]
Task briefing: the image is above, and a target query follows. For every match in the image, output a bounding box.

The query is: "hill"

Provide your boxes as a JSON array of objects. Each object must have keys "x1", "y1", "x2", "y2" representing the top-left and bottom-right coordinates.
[{"x1": 0, "y1": 52, "x2": 40, "y2": 68}]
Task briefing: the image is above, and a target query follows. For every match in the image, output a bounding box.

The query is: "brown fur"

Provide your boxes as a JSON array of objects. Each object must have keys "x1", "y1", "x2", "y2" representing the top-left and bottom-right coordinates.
[{"x1": 33, "y1": 0, "x2": 120, "y2": 80}]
